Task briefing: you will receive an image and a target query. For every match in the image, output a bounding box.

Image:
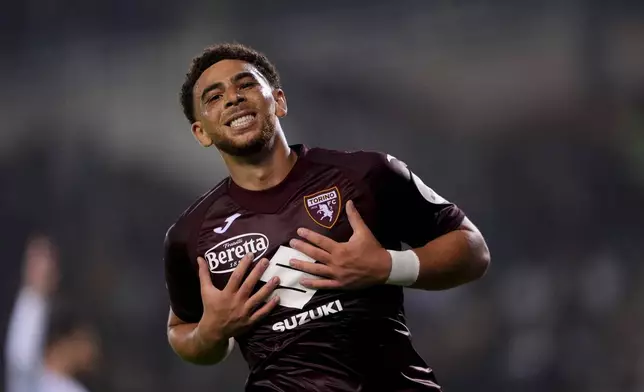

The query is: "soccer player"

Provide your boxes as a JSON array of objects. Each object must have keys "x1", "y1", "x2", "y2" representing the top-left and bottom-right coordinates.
[
  {"x1": 164, "y1": 43, "x2": 490, "y2": 391},
  {"x1": 5, "y1": 236, "x2": 100, "y2": 392}
]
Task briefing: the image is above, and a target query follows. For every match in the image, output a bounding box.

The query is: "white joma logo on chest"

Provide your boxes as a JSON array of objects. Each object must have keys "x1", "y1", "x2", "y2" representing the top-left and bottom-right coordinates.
[{"x1": 214, "y1": 213, "x2": 242, "y2": 234}]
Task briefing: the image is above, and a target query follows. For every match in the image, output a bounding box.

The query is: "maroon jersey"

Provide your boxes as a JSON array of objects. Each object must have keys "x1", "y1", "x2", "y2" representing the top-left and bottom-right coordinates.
[{"x1": 164, "y1": 144, "x2": 465, "y2": 392}]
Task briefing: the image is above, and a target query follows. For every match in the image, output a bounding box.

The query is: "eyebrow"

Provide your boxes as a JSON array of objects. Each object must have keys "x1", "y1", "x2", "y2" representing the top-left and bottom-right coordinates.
[{"x1": 200, "y1": 71, "x2": 256, "y2": 103}]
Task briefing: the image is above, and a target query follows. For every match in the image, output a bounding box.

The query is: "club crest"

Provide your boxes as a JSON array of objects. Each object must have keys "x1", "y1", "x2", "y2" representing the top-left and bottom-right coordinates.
[{"x1": 303, "y1": 187, "x2": 342, "y2": 229}]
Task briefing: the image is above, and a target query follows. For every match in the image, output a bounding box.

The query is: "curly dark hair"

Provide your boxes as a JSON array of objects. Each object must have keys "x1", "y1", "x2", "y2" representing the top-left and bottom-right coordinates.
[{"x1": 180, "y1": 43, "x2": 282, "y2": 124}]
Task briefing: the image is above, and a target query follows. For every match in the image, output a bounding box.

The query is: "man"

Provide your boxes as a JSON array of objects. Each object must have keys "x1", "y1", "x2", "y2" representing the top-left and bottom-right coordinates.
[
  {"x1": 5, "y1": 236, "x2": 100, "y2": 392},
  {"x1": 164, "y1": 43, "x2": 490, "y2": 391}
]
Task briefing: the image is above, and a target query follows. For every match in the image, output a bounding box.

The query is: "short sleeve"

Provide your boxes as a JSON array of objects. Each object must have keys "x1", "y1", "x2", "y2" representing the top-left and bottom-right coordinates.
[
  {"x1": 164, "y1": 224, "x2": 203, "y2": 324},
  {"x1": 369, "y1": 152, "x2": 465, "y2": 249}
]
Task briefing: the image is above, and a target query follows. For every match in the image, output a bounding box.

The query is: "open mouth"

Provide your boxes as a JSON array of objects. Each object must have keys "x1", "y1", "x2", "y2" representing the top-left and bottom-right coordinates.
[{"x1": 226, "y1": 113, "x2": 257, "y2": 129}]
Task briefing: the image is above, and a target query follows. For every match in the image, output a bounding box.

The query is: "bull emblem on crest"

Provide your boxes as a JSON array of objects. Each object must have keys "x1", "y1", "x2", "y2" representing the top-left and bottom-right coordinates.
[{"x1": 317, "y1": 203, "x2": 335, "y2": 222}]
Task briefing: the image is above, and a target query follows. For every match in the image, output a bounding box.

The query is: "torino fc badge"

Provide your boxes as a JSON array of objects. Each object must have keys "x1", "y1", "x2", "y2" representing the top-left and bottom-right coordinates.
[{"x1": 303, "y1": 186, "x2": 342, "y2": 229}]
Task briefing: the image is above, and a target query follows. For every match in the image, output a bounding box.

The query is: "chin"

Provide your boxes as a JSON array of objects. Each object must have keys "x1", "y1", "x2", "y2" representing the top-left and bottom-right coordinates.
[
  {"x1": 217, "y1": 125, "x2": 275, "y2": 157},
  {"x1": 217, "y1": 135, "x2": 271, "y2": 157}
]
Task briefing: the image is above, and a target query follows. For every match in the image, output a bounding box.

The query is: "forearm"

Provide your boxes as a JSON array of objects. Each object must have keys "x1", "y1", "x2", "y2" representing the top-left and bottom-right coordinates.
[
  {"x1": 5, "y1": 288, "x2": 48, "y2": 372},
  {"x1": 167, "y1": 321, "x2": 233, "y2": 365},
  {"x1": 409, "y1": 225, "x2": 490, "y2": 291}
]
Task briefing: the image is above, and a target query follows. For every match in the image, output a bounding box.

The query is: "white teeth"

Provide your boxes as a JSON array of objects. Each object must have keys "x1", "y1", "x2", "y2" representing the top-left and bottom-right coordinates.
[{"x1": 230, "y1": 114, "x2": 255, "y2": 128}]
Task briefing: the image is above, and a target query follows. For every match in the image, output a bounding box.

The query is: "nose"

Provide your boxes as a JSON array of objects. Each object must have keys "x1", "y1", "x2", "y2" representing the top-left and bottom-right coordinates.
[{"x1": 224, "y1": 89, "x2": 246, "y2": 108}]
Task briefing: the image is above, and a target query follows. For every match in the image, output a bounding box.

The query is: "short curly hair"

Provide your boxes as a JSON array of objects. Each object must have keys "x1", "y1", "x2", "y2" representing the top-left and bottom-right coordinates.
[{"x1": 180, "y1": 43, "x2": 282, "y2": 124}]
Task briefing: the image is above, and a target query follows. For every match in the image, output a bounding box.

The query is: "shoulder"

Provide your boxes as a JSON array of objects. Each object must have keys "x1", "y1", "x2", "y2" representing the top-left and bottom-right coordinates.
[
  {"x1": 165, "y1": 178, "x2": 229, "y2": 245},
  {"x1": 305, "y1": 146, "x2": 396, "y2": 179},
  {"x1": 304, "y1": 146, "x2": 411, "y2": 190}
]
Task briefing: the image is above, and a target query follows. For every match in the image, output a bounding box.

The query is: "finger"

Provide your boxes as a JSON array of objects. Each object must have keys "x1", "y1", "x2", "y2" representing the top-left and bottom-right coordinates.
[
  {"x1": 197, "y1": 257, "x2": 218, "y2": 292},
  {"x1": 225, "y1": 252, "x2": 254, "y2": 292},
  {"x1": 296, "y1": 228, "x2": 338, "y2": 252},
  {"x1": 289, "y1": 239, "x2": 332, "y2": 263},
  {"x1": 238, "y1": 258, "x2": 271, "y2": 298},
  {"x1": 345, "y1": 200, "x2": 366, "y2": 233},
  {"x1": 289, "y1": 259, "x2": 334, "y2": 278},
  {"x1": 248, "y1": 296, "x2": 280, "y2": 324},
  {"x1": 300, "y1": 278, "x2": 343, "y2": 290},
  {"x1": 245, "y1": 275, "x2": 280, "y2": 313}
]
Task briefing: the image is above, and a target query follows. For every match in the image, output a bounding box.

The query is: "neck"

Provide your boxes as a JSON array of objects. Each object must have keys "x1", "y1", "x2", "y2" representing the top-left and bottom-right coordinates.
[
  {"x1": 222, "y1": 129, "x2": 297, "y2": 191},
  {"x1": 44, "y1": 349, "x2": 75, "y2": 378}
]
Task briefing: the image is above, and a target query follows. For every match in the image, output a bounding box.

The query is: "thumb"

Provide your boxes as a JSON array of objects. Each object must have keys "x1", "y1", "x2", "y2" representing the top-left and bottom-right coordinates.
[
  {"x1": 197, "y1": 257, "x2": 216, "y2": 292},
  {"x1": 346, "y1": 200, "x2": 366, "y2": 233}
]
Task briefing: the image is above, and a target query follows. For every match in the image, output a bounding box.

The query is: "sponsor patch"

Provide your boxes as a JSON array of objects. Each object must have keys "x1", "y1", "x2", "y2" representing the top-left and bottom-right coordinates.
[
  {"x1": 260, "y1": 246, "x2": 318, "y2": 309},
  {"x1": 204, "y1": 233, "x2": 269, "y2": 274},
  {"x1": 272, "y1": 300, "x2": 344, "y2": 332},
  {"x1": 303, "y1": 186, "x2": 342, "y2": 229}
]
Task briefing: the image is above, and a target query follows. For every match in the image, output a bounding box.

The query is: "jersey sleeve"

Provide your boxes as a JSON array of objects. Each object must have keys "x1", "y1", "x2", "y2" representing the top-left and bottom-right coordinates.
[
  {"x1": 164, "y1": 224, "x2": 203, "y2": 324},
  {"x1": 368, "y1": 152, "x2": 465, "y2": 249}
]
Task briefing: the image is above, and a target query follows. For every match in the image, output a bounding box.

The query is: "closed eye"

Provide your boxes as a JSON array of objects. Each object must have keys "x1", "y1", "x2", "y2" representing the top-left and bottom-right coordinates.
[{"x1": 207, "y1": 94, "x2": 222, "y2": 103}]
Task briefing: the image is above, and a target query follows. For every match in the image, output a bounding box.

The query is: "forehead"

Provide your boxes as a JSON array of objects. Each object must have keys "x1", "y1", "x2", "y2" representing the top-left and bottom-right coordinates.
[{"x1": 194, "y1": 59, "x2": 266, "y2": 95}]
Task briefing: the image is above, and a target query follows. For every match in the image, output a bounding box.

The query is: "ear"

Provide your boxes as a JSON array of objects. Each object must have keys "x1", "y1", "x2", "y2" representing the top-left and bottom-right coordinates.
[
  {"x1": 191, "y1": 121, "x2": 213, "y2": 147},
  {"x1": 273, "y1": 89, "x2": 287, "y2": 118}
]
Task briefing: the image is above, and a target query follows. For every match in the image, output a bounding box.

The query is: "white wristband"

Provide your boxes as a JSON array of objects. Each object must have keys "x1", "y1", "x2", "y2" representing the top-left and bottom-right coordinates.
[
  {"x1": 385, "y1": 249, "x2": 420, "y2": 286},
  {"x1": 222, "y1": 337, "x2": 235, "y2": 361}
]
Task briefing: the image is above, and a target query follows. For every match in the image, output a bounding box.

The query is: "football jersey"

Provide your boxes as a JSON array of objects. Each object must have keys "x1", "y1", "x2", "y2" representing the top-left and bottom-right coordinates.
[{"x1": 164, "y1": 144, "x2": 464, "y2": 391}]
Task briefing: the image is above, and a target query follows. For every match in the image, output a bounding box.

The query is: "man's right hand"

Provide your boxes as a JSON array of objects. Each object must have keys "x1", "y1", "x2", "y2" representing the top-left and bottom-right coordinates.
[
  {"x1": 194, "y1": 252, "x2": 281, "y2": 346},
  {"x1": 23, "y1": 235, "x2": 59, "y2": 297}
]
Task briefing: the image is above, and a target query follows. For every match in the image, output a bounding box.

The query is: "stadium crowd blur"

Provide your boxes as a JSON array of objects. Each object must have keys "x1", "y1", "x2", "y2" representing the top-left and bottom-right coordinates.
[{"x1": 1, "y1": 1, "x2": 643, "y2": 391}]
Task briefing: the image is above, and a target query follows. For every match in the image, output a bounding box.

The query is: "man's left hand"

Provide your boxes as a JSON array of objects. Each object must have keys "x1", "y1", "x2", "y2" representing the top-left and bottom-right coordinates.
[{"x1": 289, "y1": 200, "x2": 391, "y2": 290}]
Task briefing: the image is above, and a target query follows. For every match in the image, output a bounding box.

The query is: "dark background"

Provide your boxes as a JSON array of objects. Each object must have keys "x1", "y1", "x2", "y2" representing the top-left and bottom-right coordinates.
[{"x1": 1, "y1": 1, "x2": 643, "y2": 391}]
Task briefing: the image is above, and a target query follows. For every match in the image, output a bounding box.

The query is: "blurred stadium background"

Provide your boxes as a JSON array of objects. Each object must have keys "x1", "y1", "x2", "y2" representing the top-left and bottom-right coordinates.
[{"x1": 1, "y1": 1, "x2": 644, "y2": 391}]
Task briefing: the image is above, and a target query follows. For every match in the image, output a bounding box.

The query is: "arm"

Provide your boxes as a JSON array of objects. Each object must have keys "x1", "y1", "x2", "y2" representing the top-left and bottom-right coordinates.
[
  {"x1": 166, "y1": 309, "x2": 234, "y2": 366},
  {"x1": 5, "y1": 236, "x2": 58, "y2": 392},
  {"x1": 288, "y1": 152, "x2": 490, "y2": 291},
  {"x1": 291, "y1": 200, "x2": 489, "y2": 291},
  {"x1": 381, "y1": 154, "x2": 490, "y2": 290},
  {"x1": 5, "y1": 288, "x2": 48, "y2": 375},
  {"x1": 407, "y1": 216, "x2": 490, "y2": 290},
  {"x1": 164, "y1": 225, "x2": 229, "y2": 366},
  {"x1": 164, "y1": 227, "x2": 279, "y2": 366}
]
